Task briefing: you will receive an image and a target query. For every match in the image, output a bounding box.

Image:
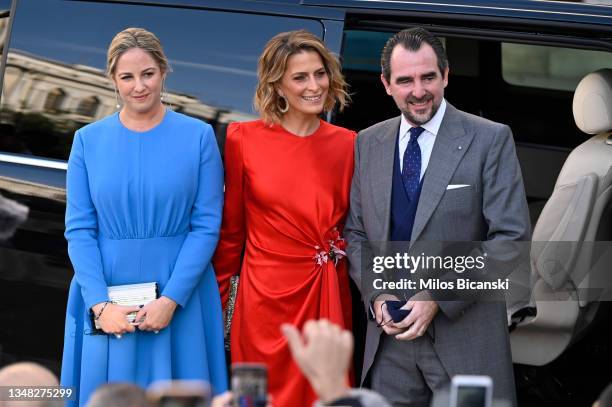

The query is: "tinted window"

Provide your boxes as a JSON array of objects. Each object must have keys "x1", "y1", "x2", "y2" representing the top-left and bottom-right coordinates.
[
  {"x1": 342, "y1": 30, "x2": 390, "y2": 72},
  {"x1": 342, "y1": 30, "x2": 448, "y2": 73},
  {"x1": 502, "y1": 43, "x2": 612, "y2": 91},
  {"x1": 0, "y1": 0, "x2": 323, "y2": 160},
  {"x1": 0, "y1": 0, "x2": 11, "y2": 59}
]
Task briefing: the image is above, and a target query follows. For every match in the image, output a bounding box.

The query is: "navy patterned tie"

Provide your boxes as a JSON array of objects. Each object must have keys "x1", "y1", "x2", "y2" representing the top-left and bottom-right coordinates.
[{"x1": 401, "y1": 126, "x2": 426, "y2": 202}]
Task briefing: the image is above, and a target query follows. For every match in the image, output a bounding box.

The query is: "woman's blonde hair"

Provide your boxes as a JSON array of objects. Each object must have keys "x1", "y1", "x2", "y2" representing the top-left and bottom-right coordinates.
[
  {"x1": 106, "y1": 27, "x2": 171, "y2": 78},
  {"x1": 254, "y1": 30, "x2": 350, "y2": 125}
]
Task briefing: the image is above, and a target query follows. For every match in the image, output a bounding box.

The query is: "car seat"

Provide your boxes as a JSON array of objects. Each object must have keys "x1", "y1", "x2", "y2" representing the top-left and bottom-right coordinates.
[{"x1": 510, "y1": 69, "x2": 612, "y2": 365}]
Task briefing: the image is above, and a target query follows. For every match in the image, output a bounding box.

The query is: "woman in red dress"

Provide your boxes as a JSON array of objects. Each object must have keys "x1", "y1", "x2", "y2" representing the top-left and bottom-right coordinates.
[{"x1": 213, "y1": 30, "x2": 354, "y2": 406}]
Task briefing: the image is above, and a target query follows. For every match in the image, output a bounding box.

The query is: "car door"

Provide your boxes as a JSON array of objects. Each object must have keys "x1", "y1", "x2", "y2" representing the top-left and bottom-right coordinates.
[{"x1": 0, "y1": 0, "x2": 345, "y2": 372}]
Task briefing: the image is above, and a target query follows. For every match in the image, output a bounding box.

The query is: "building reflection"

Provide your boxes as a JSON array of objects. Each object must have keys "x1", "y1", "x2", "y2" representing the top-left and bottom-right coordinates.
[{"x1": 0, "y1": 36, "x2": 255, "y2": 160}]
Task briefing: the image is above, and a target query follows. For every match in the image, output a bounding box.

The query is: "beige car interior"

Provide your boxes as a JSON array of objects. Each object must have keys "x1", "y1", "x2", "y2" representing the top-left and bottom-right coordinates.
[{"x1": 510, "y1": 69, "x2": 612, "y2": 366}]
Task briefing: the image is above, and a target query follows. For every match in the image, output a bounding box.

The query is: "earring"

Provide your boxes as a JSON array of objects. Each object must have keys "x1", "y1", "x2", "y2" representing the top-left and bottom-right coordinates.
[
  {"x1": 278, "y1": 95, "x2": 289, "y2": 114},
  {"x1": 161, "y1": 80, "x2": 173, "y2": 110},
  {"x1": 114, "y1": 87, "x2": 121, "y2": 110}
]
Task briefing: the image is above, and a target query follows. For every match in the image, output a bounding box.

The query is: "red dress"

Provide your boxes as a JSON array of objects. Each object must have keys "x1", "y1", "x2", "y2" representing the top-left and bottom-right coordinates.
[{"x1": 213, "y1": 119, "x2": 355, "y2": 407}]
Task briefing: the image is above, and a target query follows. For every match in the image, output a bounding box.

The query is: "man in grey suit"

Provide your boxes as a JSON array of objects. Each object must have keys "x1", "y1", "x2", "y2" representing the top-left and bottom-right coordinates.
[{"x1": 345, "y1": 27, "x2": 530, "y2": 406}]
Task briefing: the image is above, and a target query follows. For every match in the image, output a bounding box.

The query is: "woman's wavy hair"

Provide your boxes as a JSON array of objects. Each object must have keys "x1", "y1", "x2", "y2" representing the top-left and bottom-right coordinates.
[
  {"x1": 106, "y1": 27, "x2": 171, "y2": 78},
  {"x1": 254, "y1": 30, "x2": 350, "y2": 125}
]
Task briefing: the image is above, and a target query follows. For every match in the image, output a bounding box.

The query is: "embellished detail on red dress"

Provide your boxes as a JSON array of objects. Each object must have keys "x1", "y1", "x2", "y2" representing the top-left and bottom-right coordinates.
[{"x1": 314, "y1": 227, "x2": 347, "y2": 267}]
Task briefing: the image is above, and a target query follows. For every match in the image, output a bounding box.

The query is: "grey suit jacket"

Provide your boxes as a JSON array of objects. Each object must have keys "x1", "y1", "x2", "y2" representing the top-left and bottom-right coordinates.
[{"x1": 345, "y1": 103, "x2": 530, "y2": 403}]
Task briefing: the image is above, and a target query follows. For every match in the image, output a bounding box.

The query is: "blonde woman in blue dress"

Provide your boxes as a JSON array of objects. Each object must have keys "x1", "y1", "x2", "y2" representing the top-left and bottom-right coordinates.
[{"x1": 60, "y1": 28, "x2": 227, "y2": 405}]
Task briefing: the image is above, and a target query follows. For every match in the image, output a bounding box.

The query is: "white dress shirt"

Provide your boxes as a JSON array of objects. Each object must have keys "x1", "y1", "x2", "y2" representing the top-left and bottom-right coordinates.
[{"x1": 398, "y1": 98, "x2": 447, "y2": 180}]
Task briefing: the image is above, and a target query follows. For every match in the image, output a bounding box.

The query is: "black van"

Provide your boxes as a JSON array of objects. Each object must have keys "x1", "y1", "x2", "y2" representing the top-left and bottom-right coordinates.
[{"x1": 0, "y1": 1, "x2": 611, "y2": 405}]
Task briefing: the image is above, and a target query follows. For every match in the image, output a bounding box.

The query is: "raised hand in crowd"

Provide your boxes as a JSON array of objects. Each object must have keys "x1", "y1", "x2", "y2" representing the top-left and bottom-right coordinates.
[{"x1": 282, "y1": 319, "x2": 353, "y2": 404}]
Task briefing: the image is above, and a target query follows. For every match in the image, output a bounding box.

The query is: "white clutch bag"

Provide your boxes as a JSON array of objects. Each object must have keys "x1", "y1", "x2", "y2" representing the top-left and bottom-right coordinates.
[{"x1": 92, "y1": 282, "x2": 159, "y2": 332}]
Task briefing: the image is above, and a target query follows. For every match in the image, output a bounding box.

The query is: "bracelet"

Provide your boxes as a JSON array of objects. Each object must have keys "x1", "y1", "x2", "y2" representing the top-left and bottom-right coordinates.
[{"x1": 95, "y1": 301, "x2": 111, "y2": 321}]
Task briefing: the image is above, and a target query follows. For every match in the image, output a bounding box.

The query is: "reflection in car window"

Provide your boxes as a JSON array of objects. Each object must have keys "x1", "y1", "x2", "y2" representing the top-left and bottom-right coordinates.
[
  {"x1": 0, "y1": 0, "x2": 322, "y2": 160},
  {"x1": 0, "y1": 0, "x2": 11, "y2": 59}
]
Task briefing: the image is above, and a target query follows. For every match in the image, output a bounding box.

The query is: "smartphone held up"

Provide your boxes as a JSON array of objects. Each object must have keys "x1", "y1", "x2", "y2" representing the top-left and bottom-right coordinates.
[
  {"x1": 449, "y1": 375, "x2": 493, "y2": 407},
  {"x1": 231, "y1": 363, "x2": 268, "y2": 407}
]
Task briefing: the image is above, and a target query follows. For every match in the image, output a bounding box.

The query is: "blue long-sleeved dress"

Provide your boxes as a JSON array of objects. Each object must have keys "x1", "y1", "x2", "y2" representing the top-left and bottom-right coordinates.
[{"x1": 60, "y1": 109, "x2": 228, "y2": 406}]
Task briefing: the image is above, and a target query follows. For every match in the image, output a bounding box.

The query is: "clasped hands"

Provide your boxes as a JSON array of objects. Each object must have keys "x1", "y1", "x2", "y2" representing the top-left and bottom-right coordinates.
[
  {"x1": 374, "y1": 291, "x2": 439, "y2": 341},
  {"x1": 91, "y1": 296, "x2": 177, "y2": 337}
]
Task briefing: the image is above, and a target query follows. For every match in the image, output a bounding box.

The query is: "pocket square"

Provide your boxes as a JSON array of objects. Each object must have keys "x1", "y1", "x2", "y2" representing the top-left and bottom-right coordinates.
[{"x1": 446, "y1": 184, "x2": 470, "y2": 190}]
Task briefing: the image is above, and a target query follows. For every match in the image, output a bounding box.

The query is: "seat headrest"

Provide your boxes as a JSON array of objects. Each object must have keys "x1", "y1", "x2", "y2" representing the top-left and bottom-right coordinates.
[{"x1": 573, "y1": 69, "x2": 612, "y2": 135}]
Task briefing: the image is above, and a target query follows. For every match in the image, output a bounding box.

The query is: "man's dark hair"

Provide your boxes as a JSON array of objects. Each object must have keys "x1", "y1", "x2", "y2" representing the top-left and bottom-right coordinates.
[{"x1": 381, "y1": 26, "x2": 448, "y2": 82}]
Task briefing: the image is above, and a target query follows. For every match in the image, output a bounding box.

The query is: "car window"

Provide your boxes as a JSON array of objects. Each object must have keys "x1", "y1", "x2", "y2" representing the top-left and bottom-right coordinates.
[
  {"x1": 342, "y1": 30, "x2": 448, "y2": 73},
  {"x1": 502, "y1": 43, "x2": 612, "y2": 91},
  {"x1": 0, "y1": 0, "x2": 323, "y2": 161},
  {"x1": 342, "y1": 30, "x2": 390, "y2": 72}
]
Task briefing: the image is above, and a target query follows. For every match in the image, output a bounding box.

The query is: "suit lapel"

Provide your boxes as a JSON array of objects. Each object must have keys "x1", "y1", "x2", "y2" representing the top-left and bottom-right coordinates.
[
  {"x1": 371, "y1": 117, "x2": 400, "y2": 241},
  {"x1": 411, "y1": 104, "x2": 474, "y2": 242}
]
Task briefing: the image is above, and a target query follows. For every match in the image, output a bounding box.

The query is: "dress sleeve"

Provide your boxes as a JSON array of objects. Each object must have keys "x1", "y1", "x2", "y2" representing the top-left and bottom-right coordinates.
[
  {"x1": 65, "y1": 130, "x2": 109, "y2": 311},
  {"x1": 212, "y1": 122, "x2": 247, "y2": 309},
  {"x1": 162, "y1": 124, "x2": 224, "y2": 307}
]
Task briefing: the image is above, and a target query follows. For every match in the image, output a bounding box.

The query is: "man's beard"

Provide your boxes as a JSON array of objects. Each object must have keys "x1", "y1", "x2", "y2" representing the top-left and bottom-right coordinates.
[{"x1": 401, "y1": 93, "x2": 440, "y2": 126}]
